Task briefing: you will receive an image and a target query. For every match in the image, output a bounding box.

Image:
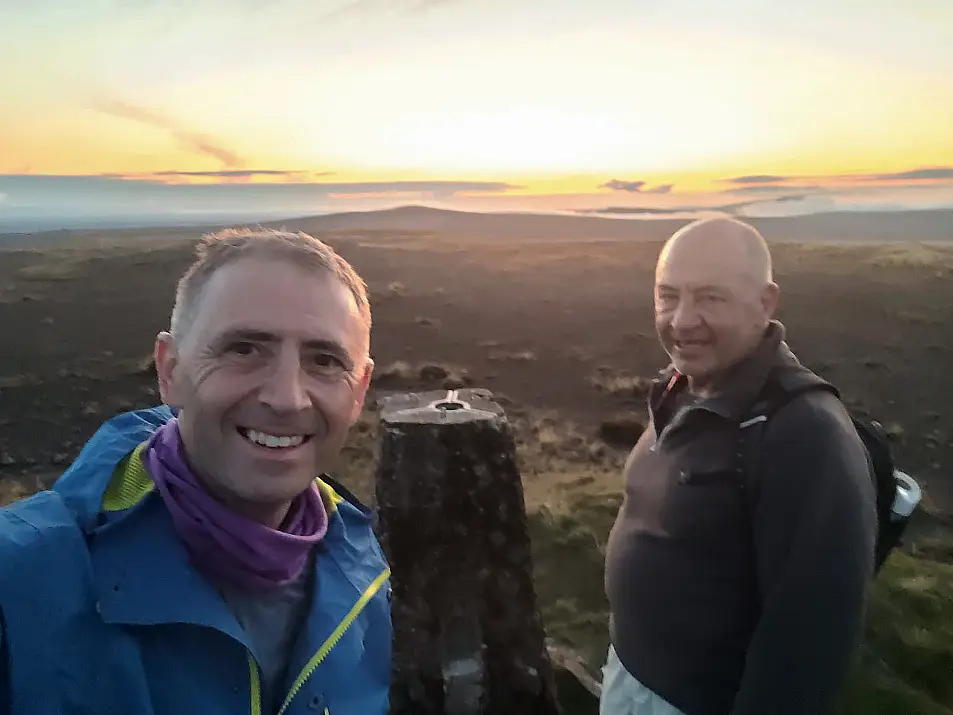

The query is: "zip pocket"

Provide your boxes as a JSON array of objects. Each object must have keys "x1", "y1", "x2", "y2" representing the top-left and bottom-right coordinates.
[{"x1": 677, "y1": 467, "x2": 739, "y2": 487}]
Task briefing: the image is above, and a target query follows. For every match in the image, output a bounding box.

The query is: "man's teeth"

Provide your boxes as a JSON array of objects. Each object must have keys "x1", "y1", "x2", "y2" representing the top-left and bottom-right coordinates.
[{"x1": 244, "y1": 429, "x2": 306, "y2": 449}]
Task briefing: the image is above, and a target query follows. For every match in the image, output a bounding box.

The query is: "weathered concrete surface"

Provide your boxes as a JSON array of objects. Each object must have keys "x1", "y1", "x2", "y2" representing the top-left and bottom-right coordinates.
[{"x1": 376, "y1": 389, "x2": 561, "y2": 715}]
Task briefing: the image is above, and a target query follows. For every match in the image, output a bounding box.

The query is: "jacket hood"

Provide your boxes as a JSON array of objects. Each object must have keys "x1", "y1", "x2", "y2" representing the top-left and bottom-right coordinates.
[
  {"x1": 769, "y1": 333, "x2": 837, "y2": 398},
  {"x1": 53, "y1": 405, "x2": 175, "y2": 524},
  {"x1": 758, "y1": 320, "x2": 839, "y2": 405}
]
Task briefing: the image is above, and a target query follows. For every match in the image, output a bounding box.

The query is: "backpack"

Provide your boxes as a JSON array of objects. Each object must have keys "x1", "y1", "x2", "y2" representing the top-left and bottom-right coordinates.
[{"x1": 736, "y1": 381, "x2": 919, "y2": 575}]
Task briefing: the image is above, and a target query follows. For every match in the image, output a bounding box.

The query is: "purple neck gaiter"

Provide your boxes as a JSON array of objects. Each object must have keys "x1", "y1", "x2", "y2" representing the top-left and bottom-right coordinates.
[{"x1": 142, "y1": 418, "x2": 329, "y2": 593}]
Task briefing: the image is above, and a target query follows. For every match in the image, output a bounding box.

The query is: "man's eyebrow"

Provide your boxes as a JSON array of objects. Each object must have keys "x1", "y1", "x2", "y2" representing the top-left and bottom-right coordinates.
[
  {"x1": 216, "y1": 329, "x2": 280, "y2": 345},
  {"x1": 215, "y1": 329, "x2": 350, "y2": 356},
  {"x1": 656, "y1": 283, "x2": 726, "y2": 294},
  {"x1": 301, "y1": 338, "x2": 351, "y2": 358}
]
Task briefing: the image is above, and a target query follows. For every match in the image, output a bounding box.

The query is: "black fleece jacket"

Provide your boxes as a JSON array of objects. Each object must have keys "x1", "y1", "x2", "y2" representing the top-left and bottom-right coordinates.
[{"x1": 604, "y1": 321, "x2": 877, "y2": 715}]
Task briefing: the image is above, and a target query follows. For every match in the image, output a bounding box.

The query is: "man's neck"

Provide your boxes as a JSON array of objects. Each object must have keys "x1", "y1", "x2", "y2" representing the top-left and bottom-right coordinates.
[
  {"x1": 226, "y1": 499, "x2": 293, "y2": 531},
  {"x1": 687, "y1": 376, "x2": 721, "y2": 400}
]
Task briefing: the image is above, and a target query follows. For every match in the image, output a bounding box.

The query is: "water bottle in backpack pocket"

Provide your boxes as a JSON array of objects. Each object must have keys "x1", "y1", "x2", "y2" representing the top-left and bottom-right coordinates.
[{"x1": 853, "y1": 418, "x2": 922, "y2": 571}]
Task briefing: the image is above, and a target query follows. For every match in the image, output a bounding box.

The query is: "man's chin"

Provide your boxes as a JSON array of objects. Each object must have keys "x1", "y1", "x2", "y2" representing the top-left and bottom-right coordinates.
[
  {"x1": 221, "y1": 464, "x2": 317, "y2": 500},
  {"x1": 671, "y1": 354, "x2": 714, "y2": 379},
  {"x1": 244, "y1": 478, "x2": 317, "y2": 504},
  {"x1": 671, "y1": 353, "x2": 698, "y2": 373}
]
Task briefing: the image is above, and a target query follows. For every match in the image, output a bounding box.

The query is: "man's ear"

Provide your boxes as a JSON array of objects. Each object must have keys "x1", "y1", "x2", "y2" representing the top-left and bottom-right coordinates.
[
  {"x1": 349, "y1": 358, "x2": 375, "y2": 425},
  {"x1": 761, "y1": 281, "x2": 780, "y2": 318},
  {"x1": 154, "y1": 332, "x2": 184, "y2": 408}
]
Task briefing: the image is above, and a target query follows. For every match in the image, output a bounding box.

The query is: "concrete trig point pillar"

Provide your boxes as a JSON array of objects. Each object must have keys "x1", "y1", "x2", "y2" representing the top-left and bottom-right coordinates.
[{"x1": 375, "y1": 389, "x2": 561, "y2": 715}]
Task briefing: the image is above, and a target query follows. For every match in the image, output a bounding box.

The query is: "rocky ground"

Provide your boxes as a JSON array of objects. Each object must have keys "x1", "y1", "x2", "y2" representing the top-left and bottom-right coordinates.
[{"x1": 2, "y1": 223, "x2": 952, "y2": 518}]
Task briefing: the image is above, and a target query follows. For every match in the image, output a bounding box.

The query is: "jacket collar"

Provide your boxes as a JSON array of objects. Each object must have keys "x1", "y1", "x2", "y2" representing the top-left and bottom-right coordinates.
[
  {"x1": 87, "y1": 486, "x2": 386, "y2": 663},
  {"x1": 53, "y1": 406, "x2": 175, "y2": 526},
  {"x1": 88, "y1": 492, "x2": 252, "y2": 644},
  {"x1": 650, "y1": 320, "x2": 790, "y2": 424},
  {"x1": 81, "y1": 437, "x2": 386, "y2": 658}
]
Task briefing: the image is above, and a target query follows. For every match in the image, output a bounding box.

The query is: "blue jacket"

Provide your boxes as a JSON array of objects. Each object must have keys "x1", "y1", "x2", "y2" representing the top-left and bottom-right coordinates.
[{"x1": 0, "y1": 406, "x2": 392, "y2": 715}]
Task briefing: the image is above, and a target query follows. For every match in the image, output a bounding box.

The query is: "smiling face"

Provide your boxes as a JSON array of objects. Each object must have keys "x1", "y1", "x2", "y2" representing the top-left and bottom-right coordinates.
[
  {"x1": 654, "y1": 219, "x2": 779, "y2": 395},
  {"x1": 154, "y1": 256, "x2": 372, "y2": 526}
]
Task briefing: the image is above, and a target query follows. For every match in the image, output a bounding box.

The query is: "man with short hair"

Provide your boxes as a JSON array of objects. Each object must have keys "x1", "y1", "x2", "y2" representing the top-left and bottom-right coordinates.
[
  {"x1": 0, "y1": 228, "x2": 391, "y2": 715},
  {"x1": 602, "y1": 218, "x2": 877, "y2": 715}
]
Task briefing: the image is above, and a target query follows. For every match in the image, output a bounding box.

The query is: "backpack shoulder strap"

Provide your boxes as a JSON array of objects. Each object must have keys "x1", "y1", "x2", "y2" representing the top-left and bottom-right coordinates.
[{"x1": 735, "y1": 381, "x2": 840, "y2": 511}]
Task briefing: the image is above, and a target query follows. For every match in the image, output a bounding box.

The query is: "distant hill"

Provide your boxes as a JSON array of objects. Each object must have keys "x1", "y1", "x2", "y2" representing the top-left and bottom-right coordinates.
[
  {"x1": 268, "y1": 206, "x2": 686, "y2": 241},
  {"x1": 2, "y1": 205, "x2": 952, "y2": 250},
  {"x1": 237, "y1": 205, "x2": 953, "y2": 244}
]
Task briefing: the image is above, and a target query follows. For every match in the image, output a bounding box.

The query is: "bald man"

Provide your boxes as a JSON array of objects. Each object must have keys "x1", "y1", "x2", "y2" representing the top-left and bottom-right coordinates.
[{"x1": 602, "y1": 218, "x2": 877, "y2": 715}]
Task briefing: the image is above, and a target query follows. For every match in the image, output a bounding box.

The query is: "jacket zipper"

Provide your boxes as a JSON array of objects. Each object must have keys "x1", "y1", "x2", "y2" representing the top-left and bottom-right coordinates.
[
  {"x1": 248, "y1": 653, "x2": 262, "y2": 715},
  {"x1": 245, "y1": 567, "x2": 391, "y2": 715}
]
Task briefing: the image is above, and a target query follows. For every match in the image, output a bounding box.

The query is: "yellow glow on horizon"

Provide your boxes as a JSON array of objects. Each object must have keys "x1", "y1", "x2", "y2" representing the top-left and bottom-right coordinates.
[{"x1": 2, "y1": 19, "x2": 951, "y2": 197}]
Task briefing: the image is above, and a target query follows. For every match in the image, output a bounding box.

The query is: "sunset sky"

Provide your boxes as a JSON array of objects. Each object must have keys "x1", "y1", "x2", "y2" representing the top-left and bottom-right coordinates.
[{"x1": 2, "y1": 0, "x2": 952, "y2": 224}]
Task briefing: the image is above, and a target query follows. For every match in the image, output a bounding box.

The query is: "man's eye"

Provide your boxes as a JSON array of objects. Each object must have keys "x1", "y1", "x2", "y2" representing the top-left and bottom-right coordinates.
[
  {"x1": 309, "y1": 353, "x2": 347, "y2": 372},
  {"x1": 226, "y1": 341, "x2": 258, "y2": 356}
]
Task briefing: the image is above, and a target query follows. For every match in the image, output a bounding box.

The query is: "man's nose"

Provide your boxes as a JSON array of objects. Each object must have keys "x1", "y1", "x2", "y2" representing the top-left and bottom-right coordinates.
[
  {"x1": 671, "y1": 298, "x2": 701, "y2": 330},
  {"x1": 259, "y1": 348, "x2": 310, "y2": 413}
]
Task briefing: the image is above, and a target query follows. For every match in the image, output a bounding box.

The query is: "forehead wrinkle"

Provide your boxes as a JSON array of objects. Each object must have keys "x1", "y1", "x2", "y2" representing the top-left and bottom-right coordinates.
[{"x1": 182, "y1": 264, "x2": 368, "y2": 361}]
